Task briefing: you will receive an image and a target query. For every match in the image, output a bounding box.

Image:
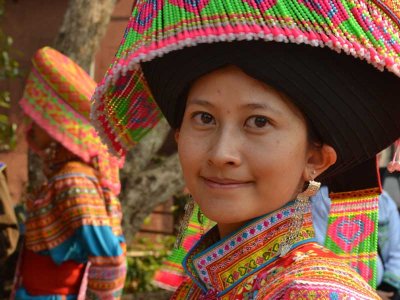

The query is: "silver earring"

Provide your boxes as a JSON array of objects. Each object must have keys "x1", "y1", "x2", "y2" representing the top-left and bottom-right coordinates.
[
  {"x1": 174, "y1": 195, "x2": 195, "y2": 249},
  {"x1": 197, "y1": 206, "x2": 205, "y2": 236},
  {"x1": 44, "y1": 142, "x2": 58, "y2": 161},
  {"x1": 279, "y1": 179, "x2": 320, "y2": 257}
]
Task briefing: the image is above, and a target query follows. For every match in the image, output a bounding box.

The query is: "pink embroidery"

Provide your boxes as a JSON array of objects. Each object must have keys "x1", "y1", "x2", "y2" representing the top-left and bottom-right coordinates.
[
  {"x1": 126, "y1": 91, "x2": 159, "y2": 130},
  {"x1": 242, "y1": 0, "x2": 278, "y2": 11},
  {"x1": 350, "y1": 261, "x2": 373, "y2": 282},
  {"x1": 328, "y1": 215, "x2": 375, "y2": 251},
  {"x1": 131, "y1": 0, "x2": 163, "y2": 34},
  {"x1": 298, "y1": 0, "x2": 349, "y2": 26},
  {"x1": 169, "y1": 0, "x2": 211, "y2": 13},
  {"x1": 199, "y1": 289, "x2": 218, "y2": 300}
]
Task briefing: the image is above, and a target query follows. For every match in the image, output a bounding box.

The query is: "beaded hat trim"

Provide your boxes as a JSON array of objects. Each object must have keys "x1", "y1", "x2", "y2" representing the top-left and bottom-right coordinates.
[{"x1": 91, "y1": 0, "x2": 400, "y2": 156}]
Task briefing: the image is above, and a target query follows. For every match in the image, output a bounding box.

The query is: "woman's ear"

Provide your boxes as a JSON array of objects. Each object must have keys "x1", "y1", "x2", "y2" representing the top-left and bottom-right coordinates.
[
  {"x1": 304, "y1": 144, "x2": 337, "y2": 179},
  {"x1": 174, "y1": 129, "x2": 180, "y2": 143}
]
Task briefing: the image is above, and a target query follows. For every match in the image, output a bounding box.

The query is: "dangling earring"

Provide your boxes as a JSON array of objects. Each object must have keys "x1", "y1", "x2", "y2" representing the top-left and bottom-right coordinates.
[
  {"x1": 197, "y1": 206, "x2": 205, "y2": 236},
  {"x1": 279, "y1": 175, "x2": 321, "y2": 257},
  {"x1": 45, "y1": 142, "x2": 58, "y2": 161},
  {"x1": 174, "y1": 195, "x2": 195, "y2": 249}
]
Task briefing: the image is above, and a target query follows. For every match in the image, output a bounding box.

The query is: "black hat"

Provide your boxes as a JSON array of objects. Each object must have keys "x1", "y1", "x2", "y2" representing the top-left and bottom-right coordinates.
[{"x1": 141, "y1": 41, "x2": 400, "y2": 181}]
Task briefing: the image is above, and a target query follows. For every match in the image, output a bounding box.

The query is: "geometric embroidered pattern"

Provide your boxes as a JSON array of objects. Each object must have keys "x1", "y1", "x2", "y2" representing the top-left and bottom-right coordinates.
[
  {"x1": 325, "y1": 188, "x2": 380, "y2": 288},
  {"x1": 171, "y1": 201, "x2": 380, "y2": 299},
  {"x1": 25, "y1": 161, "x2": 124, "y2": 252}
]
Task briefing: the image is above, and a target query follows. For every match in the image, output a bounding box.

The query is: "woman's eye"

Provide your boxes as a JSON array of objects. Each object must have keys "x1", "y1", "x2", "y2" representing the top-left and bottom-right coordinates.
[
  {"x1": 192, "y1": 112, "x2": 215, "y2": 125},
  {"x1": 245, "y1": 116, "x2": 269, "y2": 128}
]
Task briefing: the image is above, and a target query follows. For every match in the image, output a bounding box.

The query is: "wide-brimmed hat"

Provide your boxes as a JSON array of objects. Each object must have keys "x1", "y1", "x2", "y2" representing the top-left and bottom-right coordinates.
[
  {"x1": 91, "y1": 0, "x2": 400, "y2": 168},
  {"x1": 20, "y1": 47, "x2": 123, "y2": 194}
]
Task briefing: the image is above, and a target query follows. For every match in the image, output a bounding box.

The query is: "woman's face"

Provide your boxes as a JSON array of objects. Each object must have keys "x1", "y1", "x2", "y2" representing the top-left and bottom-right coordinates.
[
  {"x1": 26, "y1": 122, "x2": 54, "y2": 154},
  {"x1": 176, "y1": 66, "x2": 329, "y2": 233}
]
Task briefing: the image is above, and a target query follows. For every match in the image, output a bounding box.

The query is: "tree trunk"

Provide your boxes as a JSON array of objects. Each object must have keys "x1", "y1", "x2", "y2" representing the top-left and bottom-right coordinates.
[
  {"x1": 119, "y1": 118, "x2": 185, "y2": 243},
  {"x1": 54, "y1": 0, "x2": 117, "y2": 71},
  {"x1": 121, "y1": 152, "x2": 185, "y2": 241}
]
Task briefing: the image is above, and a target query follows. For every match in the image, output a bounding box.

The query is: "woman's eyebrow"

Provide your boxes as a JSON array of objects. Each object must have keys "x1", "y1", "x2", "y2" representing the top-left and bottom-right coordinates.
[
  {"x1": 187, "y1": 98, "x2": 214, "y2": 108},
  {"x1": 242, "y1": 102, "x2": 282, "y2": 115},
  {"x1": 188, "y1": 99, "x2": 282, "y2": 115}
]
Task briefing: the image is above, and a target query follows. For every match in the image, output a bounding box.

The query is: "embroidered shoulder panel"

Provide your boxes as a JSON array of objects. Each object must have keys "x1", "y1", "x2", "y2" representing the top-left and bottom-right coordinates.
[{"x1": 25, "y1": 161, "x2": 123, "y2": 252}]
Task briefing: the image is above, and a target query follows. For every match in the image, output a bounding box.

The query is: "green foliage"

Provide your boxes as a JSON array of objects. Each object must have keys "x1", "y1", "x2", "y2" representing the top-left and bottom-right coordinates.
[
  {"x1": 0, "y1": 96, "x2": 17, "y2": 151},
  {"x1": 124, "y1": 235, "x2": 175, "y2": 294},
  {"x1": 0, "y1": 0, "x2": 19, "y2": 151}
]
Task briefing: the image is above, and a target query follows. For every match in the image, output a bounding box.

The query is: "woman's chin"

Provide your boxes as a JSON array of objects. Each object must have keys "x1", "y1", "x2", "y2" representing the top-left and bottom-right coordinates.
[{"x1": 202, "y1": 209, "x2": 252, "y2": 226}]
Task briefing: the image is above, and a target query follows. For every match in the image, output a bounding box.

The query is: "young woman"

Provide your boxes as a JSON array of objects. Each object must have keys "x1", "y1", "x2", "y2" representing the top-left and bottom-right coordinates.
[
  {"x1": 15, "y1": 47, "x2": 126, "y2": 299},
  {"x1": 91, "y1": 0, "x2": 400, "y2": 299}
]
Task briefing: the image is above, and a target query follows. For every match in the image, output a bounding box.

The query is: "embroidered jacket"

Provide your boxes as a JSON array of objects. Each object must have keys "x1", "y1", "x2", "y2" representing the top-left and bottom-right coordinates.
[
  {"x1": 15, "y1": 161, "x2": 126, "y2": 300},
  {"x1": 172, "y1": 202, "x2": 379, "y2": 299}
]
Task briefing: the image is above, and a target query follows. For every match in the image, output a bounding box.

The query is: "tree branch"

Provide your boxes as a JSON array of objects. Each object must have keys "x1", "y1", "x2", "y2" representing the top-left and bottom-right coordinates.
[
  {"x1": 121, "y1": 118, "x2": 171, "y2": 176},
  {"x1": 121, "y1": 153, "x2": 185, "y2": 244}
]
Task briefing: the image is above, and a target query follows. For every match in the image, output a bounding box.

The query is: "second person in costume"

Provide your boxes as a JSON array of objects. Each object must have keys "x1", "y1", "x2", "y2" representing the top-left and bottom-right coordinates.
[{"x1": 16, "y1": 47, "x2": 127, "y2": 300}]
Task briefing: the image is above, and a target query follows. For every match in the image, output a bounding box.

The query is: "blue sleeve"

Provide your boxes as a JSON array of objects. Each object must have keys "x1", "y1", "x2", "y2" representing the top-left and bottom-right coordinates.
[
  {"x1": 15, "y1": 287, "x2": 76, "y2": 300},
  {"x1": 378, "y1": 191, "x2": 400, "y2": 290},
  {"x1": 310, "y1": 186, "x2": 331, "y2": 245},
  {"x1": 40, "y1": 225, "x2": 124, "y2": 265},
  {"x1": 76, "y1": 225, "x2": 124, "y2": 257}
]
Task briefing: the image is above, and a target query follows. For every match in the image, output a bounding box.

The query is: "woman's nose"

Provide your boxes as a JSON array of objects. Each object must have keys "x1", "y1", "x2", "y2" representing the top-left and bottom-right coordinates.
[{"x1": 207, "y1": 128, "x2": 242, "y2": 167}]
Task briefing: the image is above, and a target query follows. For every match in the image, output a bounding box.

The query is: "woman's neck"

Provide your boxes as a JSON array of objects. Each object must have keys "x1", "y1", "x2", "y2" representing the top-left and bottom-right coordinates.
[
  {"x1": 217, "y1": 221, "x2": 247, "y2": 238},
  {"x1": 216, "y1": 200, "x2": 298, "y2": 238}
]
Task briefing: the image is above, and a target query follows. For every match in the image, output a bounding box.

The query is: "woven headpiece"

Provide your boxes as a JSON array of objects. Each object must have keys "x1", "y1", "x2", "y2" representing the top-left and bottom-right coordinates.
[
  {"x1": 91, "y1": 0, "x2": 400, "y2": 159},
  {"x1": 20, "y1": 47, "x2": 123, "y2": 195}
]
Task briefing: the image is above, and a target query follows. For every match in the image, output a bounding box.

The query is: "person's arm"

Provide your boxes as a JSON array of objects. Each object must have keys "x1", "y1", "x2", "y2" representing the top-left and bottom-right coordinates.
[
  {"x1": 377, "y1": 191, "x2": 400, "y2": 298},
  {"x1": 77, "y1": 225, "x2": 126, "y2": 299},
  {"x1": 54, "y1": 172, "x2": 127, "y2": 299}
]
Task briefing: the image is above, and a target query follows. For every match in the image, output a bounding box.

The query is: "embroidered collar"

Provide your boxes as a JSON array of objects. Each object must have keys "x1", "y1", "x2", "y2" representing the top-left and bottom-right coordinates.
[{"x1": 183, "y1": 201, "x2": 316, "y2": 296}]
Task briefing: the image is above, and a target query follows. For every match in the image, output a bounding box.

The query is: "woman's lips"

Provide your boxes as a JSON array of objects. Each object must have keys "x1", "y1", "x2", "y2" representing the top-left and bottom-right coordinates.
[{"x1": 201, "y1": 176, "x2": 253, "y2": 189}]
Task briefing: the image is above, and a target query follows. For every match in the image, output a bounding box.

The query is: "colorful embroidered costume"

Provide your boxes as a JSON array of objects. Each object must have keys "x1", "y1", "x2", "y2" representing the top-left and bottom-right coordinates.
[
  {"x1": 90, "y1": 0, "x2": 400, "y2": 299},
  {"x1": 172, "y1": 202, "x2": 379, "y2": 300},
  {"x1": 16, "y1": 47, "x2": 126, "y2": 299}
]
